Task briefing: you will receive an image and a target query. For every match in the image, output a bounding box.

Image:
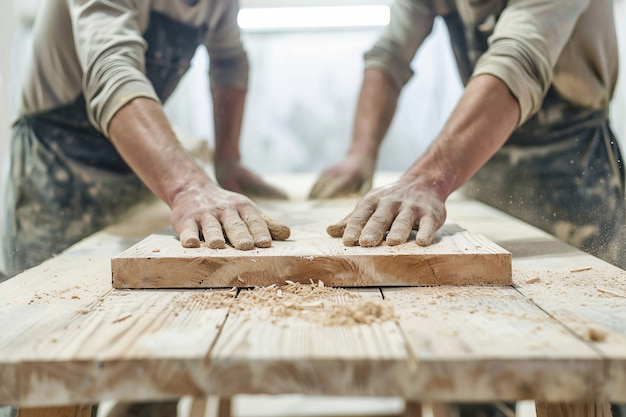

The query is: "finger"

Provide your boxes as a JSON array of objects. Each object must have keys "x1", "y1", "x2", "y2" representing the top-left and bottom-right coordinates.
[
  {"x1": 263, "y1": 215, "x2": 291, "y2": 241},
  {"x1": 240, "y1": 206, "x2": 272, "y2": 248},
  {"x1": 359, "y1": 203, "x2": 398, "y2": 247},
  {"x1": 385, "y1": 209, "x2": 416, "y2": 246},
  {"x1": 200, "y1": 215, "x2": 226, "y2": 249},
  {"x1": 179, "y1": 219, "x2": 201, "y2": 248},
  {"x1": 415, "y1": 216, "x2": 438, "y2": 246},
  {"x1": 342, "y1": 200, "x2": 377, "y2": 246},
  {"x1": 309, "y1": 176, "x2": 341, "y2": 200},
  {"x1": 326, "y1": 219, "x2": 347, "y2": 238},
  {"x1": 221, "y1": 210, "x2": 255, "y2": 250}
]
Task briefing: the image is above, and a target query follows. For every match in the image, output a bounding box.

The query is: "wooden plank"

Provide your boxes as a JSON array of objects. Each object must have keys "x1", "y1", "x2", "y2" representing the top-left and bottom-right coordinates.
[
  {"x1": 0, "y1": 288, "x2": 229, "y2": 407},
  {"x1": 112, "y1": 201, "x2": 511, "y2": 289},
  {"x1": 446, "y1": 198, "x2": 626, "y2": 402},
  {"x1": 16, "y1": 405, "x2": 93, "y2": 417},
  {"x1": 535, "y1": 402, "x2": 612, "y2": 417},
  {"x1": 383, "y1": 286, "x2": 605, "y2": 403},
  {"x1": 206, "y1": 288, "x2": 412, "y2": 397}
]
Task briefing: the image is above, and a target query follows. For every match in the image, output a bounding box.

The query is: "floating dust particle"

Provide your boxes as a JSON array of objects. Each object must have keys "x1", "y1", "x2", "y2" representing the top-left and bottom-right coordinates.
[
  {"x1": 232, "y1": 280, "x2": 397, "y2": 326},
  {"x1": 525, "y1": 277, "x2": 541, "y2": 284}
]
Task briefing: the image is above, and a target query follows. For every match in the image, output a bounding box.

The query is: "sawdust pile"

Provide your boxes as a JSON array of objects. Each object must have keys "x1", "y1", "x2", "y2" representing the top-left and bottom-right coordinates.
[{"x1": 186, "y1": 281, "x2": 397, "y2": 326}]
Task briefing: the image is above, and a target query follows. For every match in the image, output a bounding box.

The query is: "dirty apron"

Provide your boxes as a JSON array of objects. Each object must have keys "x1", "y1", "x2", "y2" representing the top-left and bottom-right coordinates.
[
  {"x1": 443, "y1": 10, "x2": 625, "y2": 265},
  {"x1": 3, "y1": 12, "x2": 208, "y2": 278}
]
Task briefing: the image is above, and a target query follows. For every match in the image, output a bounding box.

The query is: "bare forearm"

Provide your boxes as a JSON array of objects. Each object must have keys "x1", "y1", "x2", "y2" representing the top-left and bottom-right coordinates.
[
  {"x1": 349, "y1": 68, "x2": 400, "y2": 158},
  {"x1": 212, "y1": 86, "x2": 246, "y2": 163},
  {"x1": 108, "y1": 97, "x2": 213, "y2": 207},
  {"x1": 403, "y1": 74, "x2": 520, "y2": 200}
]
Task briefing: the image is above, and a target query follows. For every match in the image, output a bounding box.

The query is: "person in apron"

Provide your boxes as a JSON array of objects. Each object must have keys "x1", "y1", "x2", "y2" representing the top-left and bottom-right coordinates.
[
  {"x1": 313, "y1": 0, "x2": 625, "y2": 269},
  {"x1": 2, "y1": 3, "x2": 289, "y2": 280}
]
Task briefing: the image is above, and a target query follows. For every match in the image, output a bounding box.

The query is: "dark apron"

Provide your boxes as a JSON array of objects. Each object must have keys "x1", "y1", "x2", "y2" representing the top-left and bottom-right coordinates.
[
  {"x1": 4, "y1": 12, "x2": 208, "y2": 277},
  {"x1": 442, "y1": 10, "x2": 625, "y2": 264}
]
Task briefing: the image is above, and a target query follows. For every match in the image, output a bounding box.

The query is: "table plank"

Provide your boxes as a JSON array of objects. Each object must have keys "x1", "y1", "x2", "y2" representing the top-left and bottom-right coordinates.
[
  {"x1": 446, "y1": 197, "x2": 626, "y2": 402},
  {"x1": 3, "y1": 289, "x2": 229, "y2": 407},
  {"x1": 383, "y1": 286, "x2": 604, "y2": 402},
  {"x1": 206, "y1": 288, "x2": 412, "y2": 397}
]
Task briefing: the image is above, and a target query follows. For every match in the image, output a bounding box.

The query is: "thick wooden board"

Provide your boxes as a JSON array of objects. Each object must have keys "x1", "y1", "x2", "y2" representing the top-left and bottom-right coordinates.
[{"x1": 111, "y1": 201, "x2": 512, "y2": 288}]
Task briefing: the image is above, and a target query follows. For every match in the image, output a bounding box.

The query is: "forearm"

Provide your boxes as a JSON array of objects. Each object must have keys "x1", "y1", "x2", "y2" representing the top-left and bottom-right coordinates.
[
  {"x1": 403, "y1": 74, "x2": 520, "y2": 200},
  {"x1": 349, "y1": 68, "x2": 400, "y2": 159},
  {"x1": 212, "y1": 86, "x2": 246, "y2": 164},
  {"x1": 108, "y1": 97, "x2": 214, "y2": 207}
]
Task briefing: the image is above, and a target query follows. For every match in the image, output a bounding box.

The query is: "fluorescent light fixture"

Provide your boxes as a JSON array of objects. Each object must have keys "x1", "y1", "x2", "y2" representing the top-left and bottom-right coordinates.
[{"x1": 237, "y1": 5, "x2": 390, "y2": 30}]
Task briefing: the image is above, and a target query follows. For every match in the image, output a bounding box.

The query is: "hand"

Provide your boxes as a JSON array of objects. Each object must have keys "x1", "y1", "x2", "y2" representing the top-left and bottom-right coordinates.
[
  {"x1": 170, "y1": 179, "x2": 290, "y2": 250},
  {"x1": 326, "y1": 179, "x2": 446, "y2": 247},
  {"x1": 216, "y1": 160, "x2": 288, "y2": 200},
  {"x1": 308, "y1": 153, "x2": 375, "y2": 199}
]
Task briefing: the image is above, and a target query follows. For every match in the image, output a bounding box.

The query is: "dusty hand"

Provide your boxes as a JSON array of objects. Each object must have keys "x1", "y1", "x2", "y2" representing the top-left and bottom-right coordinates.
[
  {"x1": 308, "y1": 154, "x2": 375, "y2": 199},
  {"x1": 326, "y1": 179, "x2": 446, "y2": 247},
  {"x1": 216, "y1": 160, "x2": 288, "y2": 200},
  {"x1": 170, "y1": 181, "x2": 290, "y2": 250}
]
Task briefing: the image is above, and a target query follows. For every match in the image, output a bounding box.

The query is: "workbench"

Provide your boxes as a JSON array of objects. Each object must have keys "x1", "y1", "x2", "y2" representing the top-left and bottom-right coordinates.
[{"x1": 1, "y1": 173, "x2": 625, "y2": 417}]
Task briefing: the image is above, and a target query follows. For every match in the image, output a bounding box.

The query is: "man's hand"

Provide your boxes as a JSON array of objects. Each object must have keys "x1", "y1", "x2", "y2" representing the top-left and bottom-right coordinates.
[
  {"x1": 326, "y1": 179, "x2": 446, "y2": 247},
  {"x1": 308, "y1": 153, "x2": 375, "y2": 199},
  {"x1": 171, "y1": 178, "x2": 290, "y2": 250},
  {"x1": 216, "y1": 160, "x2": 288, "y2": 200}
]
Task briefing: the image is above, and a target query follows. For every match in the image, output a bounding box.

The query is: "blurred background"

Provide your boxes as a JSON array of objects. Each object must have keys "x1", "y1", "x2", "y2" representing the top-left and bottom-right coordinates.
[{"x1": 1, "y1": 0, "x2": 625, "y2": 269}]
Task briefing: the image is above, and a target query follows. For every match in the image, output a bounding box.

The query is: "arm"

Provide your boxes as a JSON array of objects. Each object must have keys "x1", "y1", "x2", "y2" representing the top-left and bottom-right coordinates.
[
  {"x1": 308, "y1": 69, "x2": 400, "y2": 199},
  {"x1": 328, "y1": 0, "x2": 593, "y2": 246},
  {"x1": 309, "y1": 0, "x2": 436, "y2": 199},
  {"x1": 212, "y1": 86, "x2": 288, "y2": 199},
  {"x1": 71, "y1": 1, "x2": 288, "y2": 249},
  {"x1": 108, "y1": 97, "x2": 289, "y2": 250},
  {"x1": 328, "y1": 74, "x2": 519, "y2": 246},
  {"x1": 205, "y1": 0, "x2": 287, "y2": 200}
]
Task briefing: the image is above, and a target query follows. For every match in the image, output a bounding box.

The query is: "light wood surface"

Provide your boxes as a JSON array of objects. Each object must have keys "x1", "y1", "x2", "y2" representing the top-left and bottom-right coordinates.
[
  {"x1": 1, "y1": 173, "x2": 625, "y2": 413},
  {"x1": 111, "y1": 200, "x2": 511, "y2": 289}
]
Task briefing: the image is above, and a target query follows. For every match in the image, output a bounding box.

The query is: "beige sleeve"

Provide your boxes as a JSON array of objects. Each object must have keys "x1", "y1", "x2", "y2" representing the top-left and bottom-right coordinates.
[
  {"x1": 364, "y1": 0, "x2": 436, "y2": 90},
  {"x1": 204, "y1": 0, "x2": 249, "y2": 91},
  {"x1": 471, "y1": 0, "x2": 592, "y2": 126},
  {"x1": 68, "y1": 0, "x2": 158, "y2": 137}
]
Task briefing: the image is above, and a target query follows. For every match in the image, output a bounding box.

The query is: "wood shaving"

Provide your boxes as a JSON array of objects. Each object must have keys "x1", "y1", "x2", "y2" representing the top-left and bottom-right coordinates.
[
  {"x1": 596, "y1": 287, "x2": 626, "y2": 298},
  {"x1": 233, "y1": 281, "x2": 396, "y2": 326},
  {"x1": 525, "y1": 277, "x2": 541, "y2": 284},
  {"x1": 569, "y1": 266, "x2": 592, "y2": 273}
]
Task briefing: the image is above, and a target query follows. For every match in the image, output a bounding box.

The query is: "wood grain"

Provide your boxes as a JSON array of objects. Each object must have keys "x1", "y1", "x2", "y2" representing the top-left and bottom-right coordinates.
[
  {"x1": 383, "y1": 286, "x2": 605, "y2": 403},
  {"x1": 206, "y1": 289, "x2": 412, "y2": 397},
  {"x1": 446, "y1": 197, "x2": 626, "y2": 403},
  {"x1": 112, "y1": 200, "x2": 511, "y2": 288}
]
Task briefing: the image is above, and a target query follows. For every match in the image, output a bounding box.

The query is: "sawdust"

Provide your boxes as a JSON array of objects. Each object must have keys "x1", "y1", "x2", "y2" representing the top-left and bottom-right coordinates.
[
  {"x1": 234, "y1": 281, "x2": 396, "y2": 326},
  {"x1": 181, "y1": 281, "x2": 396, "y2": 326}
]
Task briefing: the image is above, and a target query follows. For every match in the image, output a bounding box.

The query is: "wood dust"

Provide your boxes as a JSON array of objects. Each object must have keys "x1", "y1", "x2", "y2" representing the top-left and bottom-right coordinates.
[{"x1": 182, "y1": 281, "x2": 397, "y2": 326}]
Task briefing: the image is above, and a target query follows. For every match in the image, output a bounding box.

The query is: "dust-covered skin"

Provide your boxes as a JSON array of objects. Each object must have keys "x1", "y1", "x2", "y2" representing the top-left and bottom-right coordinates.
[
  {"x1": 309, "y1": 145, "x2": 376, "y2": 200},
  {"x1": 216, "y1": 159, "x2": 288, "y2": 200}
]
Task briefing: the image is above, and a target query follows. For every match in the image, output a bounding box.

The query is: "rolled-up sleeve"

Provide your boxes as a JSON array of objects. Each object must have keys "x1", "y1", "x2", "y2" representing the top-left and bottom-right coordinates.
[
  {"x1": 69, "y1": 0, "x2": 159, "y2": 137},
  {"x1": 205, "y1": 0, "x2": 249, "y2": 91},
  {"x1": 472, "y1": 0, "x2": 591, "y2": 125},
  {"x1": 364, "y1": 0, "x2": 435, "y2": 90}
]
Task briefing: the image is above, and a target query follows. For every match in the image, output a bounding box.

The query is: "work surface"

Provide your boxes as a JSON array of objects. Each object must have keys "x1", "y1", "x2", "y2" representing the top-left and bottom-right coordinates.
[{"x1": 1, "y1": 173, "x2": 626, "y2": 409}]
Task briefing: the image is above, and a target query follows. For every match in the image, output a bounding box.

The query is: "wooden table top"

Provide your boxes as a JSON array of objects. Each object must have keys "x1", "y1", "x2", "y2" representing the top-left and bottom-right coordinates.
[{"x1": 1, "y1": 173, "x2": 625, "y2": 408}]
